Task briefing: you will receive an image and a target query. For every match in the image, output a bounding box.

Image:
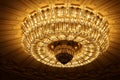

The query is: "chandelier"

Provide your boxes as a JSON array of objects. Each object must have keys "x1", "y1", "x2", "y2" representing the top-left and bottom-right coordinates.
[{"x1": 21, "y1": 3, "x2": 109, "y2": 67}]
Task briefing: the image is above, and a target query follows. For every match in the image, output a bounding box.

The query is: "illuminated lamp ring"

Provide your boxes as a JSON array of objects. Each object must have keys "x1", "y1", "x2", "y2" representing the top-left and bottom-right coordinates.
[{"x1": 21, "y1": 4, "x2": 109, "y2": 67}]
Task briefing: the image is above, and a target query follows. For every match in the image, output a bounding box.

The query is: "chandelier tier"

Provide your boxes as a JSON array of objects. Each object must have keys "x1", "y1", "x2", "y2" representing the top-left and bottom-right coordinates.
[{"x1": 21, "y1": 4, "x2": 109, "y2": 67}]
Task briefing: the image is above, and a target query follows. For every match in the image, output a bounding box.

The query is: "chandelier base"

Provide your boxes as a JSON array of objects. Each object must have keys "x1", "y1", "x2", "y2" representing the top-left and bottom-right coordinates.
[{"x1": 48, "y1": 40, "x2": 82, "y2": 64}]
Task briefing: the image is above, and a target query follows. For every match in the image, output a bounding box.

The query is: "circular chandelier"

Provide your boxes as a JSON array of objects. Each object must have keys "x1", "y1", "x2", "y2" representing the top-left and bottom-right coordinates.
[{"x1": 21, "y1": 3, "x2": 109, "y2": 67}]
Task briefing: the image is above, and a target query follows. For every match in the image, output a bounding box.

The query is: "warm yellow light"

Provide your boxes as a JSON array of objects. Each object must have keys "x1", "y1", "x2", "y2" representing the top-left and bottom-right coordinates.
[{"x1": 21, "y1": 3, "x2": 109, "y2": 67}]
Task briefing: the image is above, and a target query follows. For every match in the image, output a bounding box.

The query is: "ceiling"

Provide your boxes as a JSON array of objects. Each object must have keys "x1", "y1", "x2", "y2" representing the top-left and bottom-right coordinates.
[{"x1": 0, "y1": 0, "x2": 120, "y2": 80}]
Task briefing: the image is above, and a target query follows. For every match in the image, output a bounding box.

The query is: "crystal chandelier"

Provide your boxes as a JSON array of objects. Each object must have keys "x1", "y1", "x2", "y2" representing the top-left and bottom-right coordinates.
[{"x1": 21, "y1": 3, "x2": 109, "y2": 67}]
